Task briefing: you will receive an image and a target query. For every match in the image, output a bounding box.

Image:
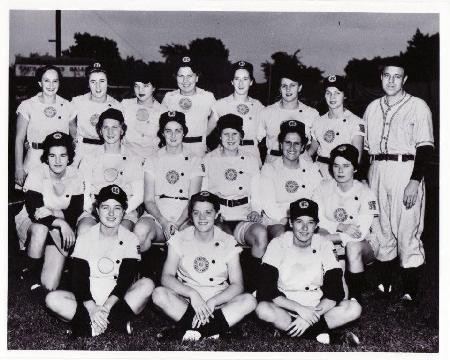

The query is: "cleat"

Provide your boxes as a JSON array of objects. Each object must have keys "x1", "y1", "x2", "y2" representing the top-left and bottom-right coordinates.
[
  {"x1": 401, "y1": 293, "x2": 412, "y2": 301},
  {"x1": 206, "y1": 334, "x2": 220, "y2": 340},
  {"x1": 156, "y1": 326, "x2": 184, "y2": 341},
  {"x1": 125, "y1": 321, "x2": 133, "y2": 335},
  {"x1": 30, "y1": 283, "x2": 41, "y2": 291},
  {"x1": 340, "y1": 331, "x2": 360, "y2": 347},
  {"x1": 377, "y1": 283, "x2": 392, "y2": 293},
  {"x1": 182, "y1": 330, "x2": 202, "y2": 342},
  {"x1": 316, "y1": 333, "x2": 330, "y2": 344}
]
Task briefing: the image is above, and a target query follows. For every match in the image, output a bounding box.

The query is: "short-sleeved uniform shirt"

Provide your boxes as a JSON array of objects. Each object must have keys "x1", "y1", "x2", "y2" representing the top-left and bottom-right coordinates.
[
  {"x1": 203, "y1": 147, "x2": 260, "y2": 221},
  {"x1": 262, "y1": 232, "x2": 340, "y2": 307},
  {"x1": 16, "y1": 93, "x2": 74, "y2": 172},
  {"x1": 363, "y1": 94, "x2": 434, "y2": 155},
  {"x1": 144, "y1": 148, "x2": 205, "y2": 222},
  {"x1": 168, "y1": 225, "x2": 242, "y2": 301},
  {"x1": 71, "y1": 224, "x2": 141, "y2": 305},
  {"x1": 121, "y1": 98, "x2": 166, "y2": 160}
]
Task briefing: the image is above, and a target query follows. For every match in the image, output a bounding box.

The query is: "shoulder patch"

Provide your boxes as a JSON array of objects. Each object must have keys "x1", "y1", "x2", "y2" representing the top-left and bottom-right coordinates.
[
  {"x1": 359, "y1": 124, "x2": 365, "y2": 133},
  {"x1": 201, "y1": 163, "x2": 205, "y2": 172},
  {"x1": 368, "y1": 201, "x2": 377, "y2": 210}
]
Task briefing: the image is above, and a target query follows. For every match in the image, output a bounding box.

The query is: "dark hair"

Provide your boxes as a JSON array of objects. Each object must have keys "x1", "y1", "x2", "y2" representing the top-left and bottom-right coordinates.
[
  {"x1": 188, "y1": 191, "x2": 220, "y2": 219},
  {"x1": 131, "y1": 70, "x2": 159, "y2": 90},
  {"x1": 157, "y1": 113, "x2": 189, "y2": 148},
  {"x1": 380, "y1": 57, "x2": 408, "y2": 77},
  {"x1": 40, "y1": 132, "x2": 75, "y2": 166},
  {"x1": 96, "y1": 108, "x2": 127, "y2": 140},
  {"x1": 35, "y1": 65, "x2": 63, "y2": 84},
  {"x1": 328, "y1": 143, "x2": 359, "y2": 177}
]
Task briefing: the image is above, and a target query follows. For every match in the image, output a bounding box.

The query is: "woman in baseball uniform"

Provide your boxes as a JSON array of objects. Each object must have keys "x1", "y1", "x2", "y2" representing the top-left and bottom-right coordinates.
[
  {"x1": 78, "y1": 108, "x2": 143, "y2": 235},
  {"x1": 257, "y1": 65, "x2": 319, "y2": 164},
  {"x1": 256, "y1": 198, "x2": 361, "y2": 345},
  {"x1": 15, "y1": 65, "x2": 74, "y2": 188},
  {"x1": 308, "y1": 76, "x2": 364, "y2": 179},
  {"x1": 70, "y1": 62, "x2": 120, "y2": 167},
  {"x1": 208, "y1": 61, "x2": 264, "y2": 162},
  {"x1": 152, "y1": 191, "x2": 257, "y2": 341},
  {"x1": 260, "y1": 120, "x2": 322, "y2": 240},
  {"x1": 15, "y1": 132, "x2": 83, "y2": 291},
  {"x1": 313, "y1": 144, "x2": 382, "y2": 303},
  {"x1": 45, "y1": 185, "x2": 154, "y2": 337},
  {"x1": 161, "y1": 56, "x2": 215, "y2": 157},
  {"x1": 121, "y1": 71, "x2": 166, "y2": 162}
]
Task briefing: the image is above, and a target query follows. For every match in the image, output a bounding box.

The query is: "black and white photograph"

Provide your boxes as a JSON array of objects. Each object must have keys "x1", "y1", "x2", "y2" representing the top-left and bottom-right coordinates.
[{"x1": 3, "y1": 0, "x2": 448, "y2": 359}]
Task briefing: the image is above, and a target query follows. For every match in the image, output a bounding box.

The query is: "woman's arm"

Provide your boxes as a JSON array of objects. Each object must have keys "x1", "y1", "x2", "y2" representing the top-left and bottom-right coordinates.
[
  {"x1": 351, "y1": 135, "x2": 364, "y2": 163},
  {"x1": 174, "y1": 175, "x2": 202, "y2": 229},
  {"x1": 15, "y1": 113, "x2": 29, "y2": 186}
]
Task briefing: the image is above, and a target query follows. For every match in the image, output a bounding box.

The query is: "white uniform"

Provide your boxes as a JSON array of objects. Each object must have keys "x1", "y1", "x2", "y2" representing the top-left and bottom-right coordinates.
[
  {"x1": 71, "y1": 224, "x2": 141, "y2": 305},
  {"x1": 121, "y1": 98, "x2": 166, "y2": 162},
  {"x1": 162, "y1": 88, "x2": 215, "y2": 157},
  {"x1": 71, "y1": 93, "x2": 120, "y2": 165},
  {"x1": 168, "y1": 225, "x2": 242, "y2": 301},
  {"x1": 211, "y1": 95, "x2": 264, "y2": 159},
  {"x1": 312, "y1": 109, "x2": 365, "y2": 179},
  {"x1": 364, "y1": 93, "x2": 434, "y2": 267},
  {"x1": 257, "y1": 101, "x2": 319, "y2": 163},
  {"x1": 16, "y1": 94, "x2": 74, "y2": 172},
  {"x1": 262, "y1": 232, "x2": 341, "y2": 307},
  {"x1": 260, "y1": 155, "x2": 322, "y2": 224},
  {"x1": 143, "y1": 147, "x2": 205, "y2": 223}
]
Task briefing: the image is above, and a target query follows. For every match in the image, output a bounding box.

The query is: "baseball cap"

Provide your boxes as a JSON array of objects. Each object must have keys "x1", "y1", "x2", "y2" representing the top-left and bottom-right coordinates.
[
  {"x1": 231, "y1": 60, "x2": 254, "y2": 80},
  {"x1": 329, "y1": 143, "x2": 359, "y2": 170},
  {"x1": 280, "y1": 120, "x2": 307, "y2": 142},
  {"x1": 175, "y1": 55, "x2": 199, "y2": 73},
  {"x1": 289, "y1": 198, "x2": 319, "y2": 222},
  {"x1": 86, "y1": 62, "x2": 107, "y2": 77},
  {"x1": 189, "y1": 191, "x2": 220, "y2": 214},
  {"x1": 323, "y1": 75, "x2": 346, "y2": 93},
  {"x1": 95, "y1": 185, "x2": 128, "y2": 210},
  {"x1": 217, "y1": 114, "x2": 244, "y2": 135},
  {"x1": 41, "y1": 131, "x2": 73, "y2": 151},
  {"x1": 159, "y1": 111, "x2": 187, "y2": 130}
]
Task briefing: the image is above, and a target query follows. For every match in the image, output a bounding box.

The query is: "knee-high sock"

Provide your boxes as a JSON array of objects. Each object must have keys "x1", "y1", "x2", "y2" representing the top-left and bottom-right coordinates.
[
  {"x1": 401, "y1": 265, "x2": 423, "y2": 299},
  {"x1": 196, "y1": 308, "x2": 230, "y2": 337},
  {"x1": 301, "y1": 316, "x2": 330, "y2": 339},
  {"x1": 377, "y1": 258, "x2": 397, "y2": 291},
  {"x1": 109, "y1": 300, "x2": 135, "y2": 330},
  {"x1": 71, "y1": 302, "x2": 91, "y2": 337},
  {"x1": 346, "y1": 271, "x2": 365, "y2": 303}
]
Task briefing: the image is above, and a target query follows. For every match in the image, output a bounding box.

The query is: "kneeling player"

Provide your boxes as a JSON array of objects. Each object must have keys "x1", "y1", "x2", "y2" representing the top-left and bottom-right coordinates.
[
  {"x1": 255, "y1": 198, "x2": 361, "y2": 344},
  {"x1": 45, "y1": 185, "x2": 154, "y2": 337}
]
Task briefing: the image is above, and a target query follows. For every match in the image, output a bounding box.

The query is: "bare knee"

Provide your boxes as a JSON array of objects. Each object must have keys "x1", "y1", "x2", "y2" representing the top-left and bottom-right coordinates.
[
  {"x1": 238, "y1": 293, "x2": 257, "y2": 313},
  {"x1": 151, "y1": 286, "x2": 170, "y2": 308},
  {"x1": 342, "y1": 299, "x2": 362, "y2": 322},
  {"x1": 251, "y1": 225, "x2": 268, "y2": 248},
  {"x1": 45, "y1": 291, "x2": 63, "y2": 314},
  {"x1": 134, "y1": 221, "x2": 155, "y2": 251},
  {"x1": 29, "y1": 224, "x2": 49, "y2": 249},
  {"x1": 255, "y1": 301, "x2": 275, "y2": 322},
  {"x1": 135, "y1": 278, "x2": 155, "y2": 298},
  {"x1": 346, "y1": 242, "x2": 364, "y2": 265}
]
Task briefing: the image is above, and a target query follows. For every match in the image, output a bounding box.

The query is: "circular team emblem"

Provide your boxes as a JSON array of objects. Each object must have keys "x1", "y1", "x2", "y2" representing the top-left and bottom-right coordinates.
[
  {"x1": 323, "y1": 129, "x2": 336, "y2": 143},
  {"x1": 236, "y1": 103, "x2": 249, "y2": 115},
  {"x1": 182, "y1": 56, "x2": 191, "y2": 63},
  {"x1": 90, "y1": 113, "x2": 100, "y2": 127},
  {"x1": 299, "y1": 200, "x2": 309, "y2": 209},
  {"x1": 111, "y1": 186, "x2": 120, "y2": 194},
  {"x1": 334, "y1": 208, "x2": 348, "y2": 222},
  {"x1": 53, "y1": 132, "x2": 62, "y2": 140},
  {"x1": 238, "y1": 60, "x2": 246, "y2": 67},
  {"x1": 43, "y1": 106, "x2": 57, "y2": 118},
  {"x1": 97, "y1": 257, "x2": 115, "y2": 274},
  {"x1": 136, "y1": 108, "x2": 150, "y2": 122},
  {"x1": 338, "y1": 144, "x2": 347, "y2": 151},
  {"x1": 288, "y1": 120, "x2": 298, "y2": 127},
  {"x1": 104, "y1": 168, "x2": 119, "y2": 182},
  {"x1": 179, "y1": 98, "x2": 192, "y2": 111},
  {"x1": 166, "y1": 170, "x2": 180, "y2": 184},
  {"x1": 193, "y1": 256, "x2": 209, "y2": 273},
  {"x1": 200, "y1": 191, "x2": 210, "y2": 196},
  {"x1": 328, "y1": 75, "x2": 337, "y2": 82},
  {"x1": 224, "y1": 168, "x2": 238, "y2": 181},
  {"x1": 285, "y1": 180, "x2": 299, "y2": 193}
]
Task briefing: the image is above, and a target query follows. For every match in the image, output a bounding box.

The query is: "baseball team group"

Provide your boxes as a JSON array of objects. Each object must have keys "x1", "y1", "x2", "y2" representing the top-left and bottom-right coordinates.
[{"x1": 12, "y1": 54, "x2": 434, "y2": 344}]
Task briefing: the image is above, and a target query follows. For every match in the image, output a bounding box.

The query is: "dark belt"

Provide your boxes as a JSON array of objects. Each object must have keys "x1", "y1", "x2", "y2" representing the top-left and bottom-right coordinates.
[
  {"x1": 31, "y1": 142, "x2": 43, "y2": 150},
  {"x1": 269, "y1": 149, "x2": 282, "y2": 156},
  {"x1": 242, "y1": 139, "x2": 254, "y2": 146},
  {"x1": 82, "y1": 137, "x2": 104, "y2": 145},
  {"x1": 183, "y1": 136, "x2": 202, "y2": 143},
  {"x1": 317, "y1": 156, "x2": 330, "y2": 164},
  {"x1": 217, "y1": 196, "x2": 248, "y2": 207},
  {"x1": 158, "y1": 194, "x2": 189, "y2": 201},
  {"x1": 371, "y1": 154, "x2": 415, "y2": 162}
]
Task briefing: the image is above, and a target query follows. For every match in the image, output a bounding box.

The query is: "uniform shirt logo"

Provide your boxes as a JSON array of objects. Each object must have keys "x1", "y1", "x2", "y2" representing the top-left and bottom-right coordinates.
[
  {"x1": 323, "y1": 129, "x2": 336, "y2": 143},
  {"x1": 359, "y1": 124, "x2": 365, "y2": 133},
  {"x1": 43, "y1": 106, "x2": 57, "y2": 118},
  {"x1": 104, "y1": 168, "x2": 119, "y2": 182},
  {"x1": 179, "y1": 98, "x2": 192, "y2": 111},
  {"x1": 97, "y1": 257, "x2": 115, "y2": 274},
  {"x1": 333, "y1": 207, "x2": 348, "y2": 222},
  {"x1": 136, "y1": 108, "x2": 150, "y2": 122},
  {"x1": 90, "y1": 113, "x2": 100, "y2": 127},
  {"x1": 224, "y1": 168, "x2": 238, "y2": 181},
  {"x1": 285, "y1": 180, "x2": 299, "y2": 193},
  {"x1": 166, "y1": 170, "x2": 180, "y2": 184},
  {"x1": 236, "y1": 103, "x2": 250, "y2": 115},
  {"x1": 368, "y1": 201, "x2": 377, "y2": 210},
  {"x1": 193, "y1": 256, "x2": 209, "y2": 273}
]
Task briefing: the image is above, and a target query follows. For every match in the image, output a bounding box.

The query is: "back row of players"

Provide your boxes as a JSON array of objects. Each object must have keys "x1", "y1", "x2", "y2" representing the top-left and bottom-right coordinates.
[{"x1": 13, "y1": 56, "x2": 434, "y2": 341}]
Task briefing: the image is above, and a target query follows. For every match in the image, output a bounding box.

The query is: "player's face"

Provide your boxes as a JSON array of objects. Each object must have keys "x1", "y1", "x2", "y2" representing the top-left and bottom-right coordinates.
[
  {"x1": 325, "y1": 87, "x2": 344, "y2": 110},
  {"x1": 97, "y1": 199, "x2": 125, "y2": 228},
  {"x1": 232, "y1": 69, "x2": 253, "y2": 96},
  {"x1": 39, "y1": 69, "x2": 60, "y2": 97},
  {"x1": 134, "y1": 81, "x2": 154, "y2": 102},
  {"x1": 191, "y1": 201, "x2": 217, "y2": 233},
  {"x1": 280, "y1": 78, "x2": 301, "y2": 103},
  {"x1": 220, "y1": 128, "x2": 241, "y2": 152},
  {"x1": 332, "y1": 156, "x2": 355, "y2": 184},
  {"x1": 89, "y1": 72, "x2": 108, "y2": 100},
  {"x1": 163, "y1": 121, "x2": 184, "y2": 148},
  {"x1": 100, "y1": 118, "x2": 123, "y2": 144},
  {"x1": 281, "y1": 132, "x2": 304, "y2": 161},
  {"x1": 292, "y1": 215, "x2": 317, "y2": 246},
  {"x1": 47, "y1": 146, "x2": 69, "y2": 175},
  {"x1": 381, "y1": 66, "x2": 407, "y2": 97},
  {"x1": 177, "y1": 66, "x2": 198, "y2": 96}
]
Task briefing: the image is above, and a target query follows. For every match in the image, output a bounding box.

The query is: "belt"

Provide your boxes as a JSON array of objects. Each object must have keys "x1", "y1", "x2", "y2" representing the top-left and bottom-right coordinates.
[
  {"x1": 269, "y1": 149, "x2": 282, "y2": 156},
  {"x1": 31, "y1": 142, "x2": 43, "y2": 150},
  {"x1": 371, "y1": 154, "x2": 415, "y2": 162},
  {"x1": 242, "y1": 139, "x2": 254, "y2": 146},
  {"x1": 217, "y1": 196, "x2": 248, "y2": 207},
  {"x1": 317, "y1": 156, "x2": 330, "y2": 164},
  {"x1": 82, "y1": 137, "x2": 104, "y2": 145},
  {"x1": 158, "y1": 194, "x2": 189, "y2": 201},
  {"x1": 183, "y1": 136, "x2": 202, "y2": 143}
]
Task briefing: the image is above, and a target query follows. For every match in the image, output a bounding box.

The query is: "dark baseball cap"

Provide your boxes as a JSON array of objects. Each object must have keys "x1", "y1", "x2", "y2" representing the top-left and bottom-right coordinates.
[
  {"x1": 280, "y1": 120, "x2": 307, "y2": 142},
  {"x1": 175, "y1": 55, "x2": 199, "y2": 73},
  {"x1": 290, "y1": 198, "x2": 319, "y2": 222},
  {"x1": 329, "y1": 143, "x2": 359, "y2": 170},
  {"x1": 95, "y1": 185, "x2": 128, "y2": 210},
  {"x1": 189, "y1": 191, "x2": 220, "y2": 214},
  {"x1": 217, "y1": 113, "x2": 244, "y2": 134},
  {"x1": 231, "y1": 60, "x2": 254, "y2": 80},
  {"x1": 323, "y1": 75, "x2": 346, "y2": 93},
  {"x1": 42, "y1": 131, "x2": 73, "y2": 151},
  {"x1": 159, "y1": 111, "x2": 187, "y2": 130},
  {"x1": 86, "y1": 62, "x2": 107, "y2": 77}
]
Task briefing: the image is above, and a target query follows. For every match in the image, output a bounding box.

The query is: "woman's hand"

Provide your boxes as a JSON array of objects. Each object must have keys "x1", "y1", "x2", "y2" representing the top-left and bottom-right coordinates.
[
  {"x1": 295, "y1": 304, "x2": 320, "y2": 326},
  {"x1": 162, "y1": 220, "x2": 178, "y2": 240},
  {"x1": 15, "y1": 167, "x2": 27, "y2": 187},
  {"x1": 337, "y1": 223, "x2": 361, "y2": 239},
  {"x1": 247, "y1": 211, "x2": 262, "y2": 223},
  {"x1": 34, "y1": 206, "x2": 53, "y2": 220},
  {"x1": 88, "y1": 305, "x2": 109, "y2": 335},
  {"x1": 189, "y1": 291, "x2": 213, "y2": 328},
  {"x1": 287, "y1": 316, "x2": 310, "y2": 337},
  {"x1": 58, "y1": 220, "x2": 76, "y2": 250}
]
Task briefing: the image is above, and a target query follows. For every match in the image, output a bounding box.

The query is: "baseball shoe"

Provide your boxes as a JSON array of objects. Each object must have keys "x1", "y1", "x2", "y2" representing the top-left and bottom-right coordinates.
[
  {"x1": 337, "y1": 331, "x2": 360, "y2": 347},
  {"x1": 156, "y1": 326, "x2": 185, "y2": 341},
  {"x1": 125, "y1": 321, "x2": 133, "y2": 335},
  {"x1": 182, "y1": 330, "x2": 202, "y2": 342},
  {"x1": 316, "y1": 333, "x2": 331, "y2": 345}
]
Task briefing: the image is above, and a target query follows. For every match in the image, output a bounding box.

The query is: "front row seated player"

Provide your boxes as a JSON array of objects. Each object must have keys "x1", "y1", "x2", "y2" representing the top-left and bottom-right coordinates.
[
  {"x1": 46, "y1": 185, "x2": 154, "y2": 337},
  {"x1": 152, "y1": 191, "x2": 257, "y2": 341},
  {"x1": 255, "y1": 198, "x2": 361, "y2": 344}
]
